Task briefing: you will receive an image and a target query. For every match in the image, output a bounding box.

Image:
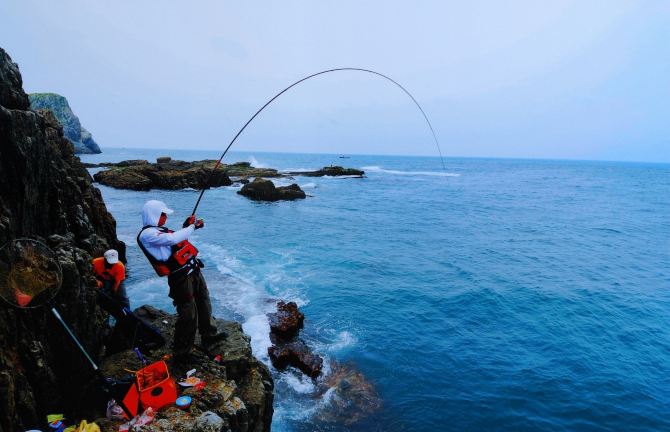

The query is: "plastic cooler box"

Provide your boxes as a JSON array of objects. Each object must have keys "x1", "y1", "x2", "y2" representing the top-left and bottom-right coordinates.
[{"x1": 123, "y1": 360, "x2": 177, "y2": 417}]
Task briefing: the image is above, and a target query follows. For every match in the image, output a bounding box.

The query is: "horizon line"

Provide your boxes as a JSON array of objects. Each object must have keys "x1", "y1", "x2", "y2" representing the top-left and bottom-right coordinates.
[{"x1": 94, "y1": 146, "x2": 670, "y2": 166}]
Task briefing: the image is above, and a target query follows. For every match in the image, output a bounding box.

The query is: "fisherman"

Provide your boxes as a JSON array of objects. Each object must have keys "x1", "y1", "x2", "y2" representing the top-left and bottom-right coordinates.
[
  {"x1": 92, "y1": 249, "x2": 129, "y2": 310},
  {"x1": 137, "y1": 200, "x2": 225, "y2": 363}
]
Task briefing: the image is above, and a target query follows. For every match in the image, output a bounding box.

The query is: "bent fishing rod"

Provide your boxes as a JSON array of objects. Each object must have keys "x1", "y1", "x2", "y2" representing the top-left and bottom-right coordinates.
[{"x1": 191, "y1": 67, "x2": 446, "y2": 216}]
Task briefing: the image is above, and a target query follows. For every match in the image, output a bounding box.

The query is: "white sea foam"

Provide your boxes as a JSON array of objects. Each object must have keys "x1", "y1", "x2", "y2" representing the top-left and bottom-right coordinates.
[
  {"x1": 300, "y1": 182, "x2": 317, "y2": 189},
  {"x1": 361, "y1": 165, "x2": 460, "y2": 177},
  {"x1": 248, "y1": 156, "x2": 269, "y2": 168},
  {"x1": 326, "y1": 331, "x2": 357, "y2": 352}
]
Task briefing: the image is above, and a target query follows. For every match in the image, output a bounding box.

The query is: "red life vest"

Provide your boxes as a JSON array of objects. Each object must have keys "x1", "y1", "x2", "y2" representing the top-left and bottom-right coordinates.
[{"x1": 137, "y1": 226, "x2": 199, "y2": 277}]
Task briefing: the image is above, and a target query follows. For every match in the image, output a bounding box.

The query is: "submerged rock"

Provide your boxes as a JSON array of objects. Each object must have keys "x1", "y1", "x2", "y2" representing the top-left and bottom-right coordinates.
[
  {"x1": 285, "y1": 166, "x2": 364, "y2": 177},
  {"x1": 28, "y1": 92, "x2": 102, "y2": 154},
  {"x1": 316, "y1": 361, "x2": 382, "y2": 425},
  {"x1": 237, "y1": 178, "x2": 306, "y2": 202}
]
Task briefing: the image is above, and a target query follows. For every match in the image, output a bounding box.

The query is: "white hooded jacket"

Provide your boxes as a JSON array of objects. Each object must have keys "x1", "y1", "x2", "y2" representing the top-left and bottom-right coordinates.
[{"x1": 138, "y1": 200, "x2": 195, "y2": 261}]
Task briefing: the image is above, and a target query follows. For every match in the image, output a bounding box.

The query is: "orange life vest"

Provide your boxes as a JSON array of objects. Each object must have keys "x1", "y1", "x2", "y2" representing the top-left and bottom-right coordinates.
[{"x1": 137, "y1": 226, "x2": 199, "y2": 277}]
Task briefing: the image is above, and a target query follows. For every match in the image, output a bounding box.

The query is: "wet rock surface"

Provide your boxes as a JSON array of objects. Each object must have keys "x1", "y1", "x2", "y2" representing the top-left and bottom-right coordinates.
[
  {"x1": 267, "y1": 301, "x2": 323, "y2": 378},
  {"x1": 267, "y1": 301, "x2": 304, "y2": 339},
  {"x1": 95, "y1": 305, "x2": 273, "y2": 432},
  {"x1": 237, "y1": 178, "x2": 306, "y2": 202},
  {"x1": 0, "y1": 47, "x2": 124, "y2": 431}
]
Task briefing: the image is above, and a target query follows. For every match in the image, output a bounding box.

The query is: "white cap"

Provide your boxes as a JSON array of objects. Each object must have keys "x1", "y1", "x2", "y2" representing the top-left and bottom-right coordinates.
[{"x1": 104, "y1": 249, "x2": 119, "y2": 264}]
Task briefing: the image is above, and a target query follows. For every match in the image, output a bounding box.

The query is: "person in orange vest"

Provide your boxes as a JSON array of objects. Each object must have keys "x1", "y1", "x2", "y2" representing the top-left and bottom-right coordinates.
[{"x1": 92, "y1": 249, "x2": 129, "y2": 309}]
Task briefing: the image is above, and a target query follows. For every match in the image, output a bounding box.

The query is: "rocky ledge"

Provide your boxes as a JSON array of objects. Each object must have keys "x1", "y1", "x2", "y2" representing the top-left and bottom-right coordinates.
[
  {"x1": 95, "y1": 305, "x2": 273, "y2": 432},
  {"x1": 237, "y1": 178, "x2": 306, "y2": 202},
  {"x1": 89, "y1": 158, "x2": 364, "y2": 192},
  {"x1": 92, "y1": 157, "x2": 234, "y2": 191}
]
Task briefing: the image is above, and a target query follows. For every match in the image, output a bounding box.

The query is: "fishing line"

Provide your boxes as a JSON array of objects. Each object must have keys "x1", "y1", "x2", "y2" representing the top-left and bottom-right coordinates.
[{"x1": 192, "y1": 67, "x2": 445, "y2": 215}]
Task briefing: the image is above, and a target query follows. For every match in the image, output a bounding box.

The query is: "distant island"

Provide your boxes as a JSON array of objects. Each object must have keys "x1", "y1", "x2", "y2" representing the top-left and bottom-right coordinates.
[{"x1": 28, "y1": 92, "x2": 102, "y2": 154}]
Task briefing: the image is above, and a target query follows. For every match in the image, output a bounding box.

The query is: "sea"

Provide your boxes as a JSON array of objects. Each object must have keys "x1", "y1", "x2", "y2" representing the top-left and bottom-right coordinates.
[{"x1": 80, "y1": 148, "x2": 670, "y2": 432}]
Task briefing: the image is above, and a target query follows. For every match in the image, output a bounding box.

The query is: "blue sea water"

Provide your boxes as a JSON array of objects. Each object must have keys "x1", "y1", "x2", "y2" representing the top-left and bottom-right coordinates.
[{"x1": 81, "y1": 149, "x2": 670, "y2": 431}]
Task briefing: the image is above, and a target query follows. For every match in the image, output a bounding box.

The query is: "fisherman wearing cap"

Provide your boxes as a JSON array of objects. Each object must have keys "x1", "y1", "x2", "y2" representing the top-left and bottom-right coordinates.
[
  {"x1": 92, "y1": 249, "x2": 129, "y2": 309},
  {"x1": 137, "y1": 200, "x2": 225, "y2": 364}
]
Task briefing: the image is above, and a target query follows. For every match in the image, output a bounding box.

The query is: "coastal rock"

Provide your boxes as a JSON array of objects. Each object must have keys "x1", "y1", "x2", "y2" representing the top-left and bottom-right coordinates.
[
  {"x1": 285, "y1": 166, "x2": 364, "y2": 177},
  {"x1": 95, "y1": 305, "x2": 273, "y2": 432},
  {"x1": 316, "y1": 361, "x2": 382, "y2": 425},
  {"x1": 194, "y1": 411, "x2": 226, "y2": 432},
  {"x1": 237, "y1": 178, "x2": 306, "y2": 202},
  {"x1": 28, "y1": 92, "x2": 102, "y2": 154},
  {"x1": 92, "y1": 158, "x2": 233, "y2": 191},
  {"x1": 0, "y1": 47, "x2": 123, "y2": 431},
  {"x1": 267, "y1": 340, "x2": 323, "y2": 378},
  {"x1": 267, "y1": 301, "x2": 304, "y2": 340},
  {"x1": 266, "y1": 301, "x2": 322, "y2": 378}
]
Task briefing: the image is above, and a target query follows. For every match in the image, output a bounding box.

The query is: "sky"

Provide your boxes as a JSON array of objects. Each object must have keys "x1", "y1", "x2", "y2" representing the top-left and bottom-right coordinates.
[{"x1": 1, "y1": 1, "x2": 669, "y2": 162}]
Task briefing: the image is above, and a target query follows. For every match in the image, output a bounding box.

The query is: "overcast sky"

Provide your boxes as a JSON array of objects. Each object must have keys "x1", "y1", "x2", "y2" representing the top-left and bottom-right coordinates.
[{"x1": 1, "y1": 1, "x2": 668, "y2": 162}]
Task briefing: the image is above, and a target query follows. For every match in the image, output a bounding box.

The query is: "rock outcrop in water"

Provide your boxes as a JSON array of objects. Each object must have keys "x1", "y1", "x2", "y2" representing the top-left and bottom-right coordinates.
[
  {"x1": 285, "y1": 166, "x2": 364, "y2": 177},
  {"x1": 92, "y1": 157, "x2": 234, "y2": 191},
  {"x1": 0, "y1": 47, "x2": 122, "y2": 430},
  {"x1": 28, "y1": 92, "x2": 102, "y2": 154},
  {"x1": 267, "y1": 301, "x2": 322, "y2": 378},
  {"x1": 237, "y1": 178, "x2": 306, "y2": 202},
  {"x1": 94, "y1": 306, "x2": 273, "y2": 432},
  {"x1": 88, "y1": 159, "x2": 364, "y2": 192}
]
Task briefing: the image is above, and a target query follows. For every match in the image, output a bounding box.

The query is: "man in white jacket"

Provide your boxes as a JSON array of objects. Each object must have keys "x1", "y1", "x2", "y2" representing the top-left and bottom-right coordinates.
[{"x1": 137, "y1": 200, "x2": 225, "y2": 363}]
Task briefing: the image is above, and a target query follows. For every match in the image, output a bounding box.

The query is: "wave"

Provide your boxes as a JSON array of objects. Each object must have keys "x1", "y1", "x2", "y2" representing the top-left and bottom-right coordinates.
[
  {"x1": 361, "y1": 165, "x2": 460, "y2": 177},
  {"x1": 248, "y1": 156, "x2": 269, "y2": 168}
]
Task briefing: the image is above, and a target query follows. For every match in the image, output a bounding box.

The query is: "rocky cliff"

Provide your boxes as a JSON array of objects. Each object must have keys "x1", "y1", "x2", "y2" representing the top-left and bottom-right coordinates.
[
  {"x1": 0, "y1": 46, "x2": 274, "y2": 432},
  {"x1": 0, "y1": 47, "x2": 122, "y2": 430},
  {"x1": 28, "y1": 92, "x2": 102, "y2": 154}
]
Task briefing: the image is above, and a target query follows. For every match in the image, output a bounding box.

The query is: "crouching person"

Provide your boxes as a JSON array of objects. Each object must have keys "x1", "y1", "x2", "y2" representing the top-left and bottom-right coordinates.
[{"x1": 92, "y1": 249, "x2": 129, "y2": 310}]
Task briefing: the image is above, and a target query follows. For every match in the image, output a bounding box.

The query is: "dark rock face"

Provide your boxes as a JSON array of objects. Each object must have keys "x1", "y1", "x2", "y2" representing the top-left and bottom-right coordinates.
[
  {"x1": 28, "y1": 92, "x2": 102, "y2": 154},
  {"x1": 268, "y1": 340, "x2": 323, "y2": 379},
  {"x1": 285, "y1": 166, "x2": 364, "y2": 177},
  {"x1": 93, "y1": 158, "x2": 233, "y2": 191},
  {"x1": 237, "y1": 178, "x2": 306, "y2": 202},
  {"x1": 0, "y1": 47, "x2": 124, "y2": 431},
  {"x1": 267, "y1": 301, "x2": 322, "y2": 378},
  {"x1": 267, "y1": 301, "x2": 304, "y2": 339},
  {"x1": 94, "y1": 306, "x2": 273, "y2": 432}
]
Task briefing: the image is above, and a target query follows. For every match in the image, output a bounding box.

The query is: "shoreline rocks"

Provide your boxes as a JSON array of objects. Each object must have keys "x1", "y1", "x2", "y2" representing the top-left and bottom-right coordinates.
[
  {"x1": 93, "y1": 305, "x2": 273, "y2": 432},
  {"x1": 88, "y1": 159, "x2": 365, "y2": 192},
  {"x1": 237, "y1": 178, "x2": 306, "y2": 202},
  {"x1": 92, "y1": 158, "x2": 233, "y2": 191}
]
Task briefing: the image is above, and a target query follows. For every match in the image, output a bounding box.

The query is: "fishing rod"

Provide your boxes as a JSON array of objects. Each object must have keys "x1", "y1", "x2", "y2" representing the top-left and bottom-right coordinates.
[{"x1": 191, "y1": 67, "x2": 445, "y2": 216}]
